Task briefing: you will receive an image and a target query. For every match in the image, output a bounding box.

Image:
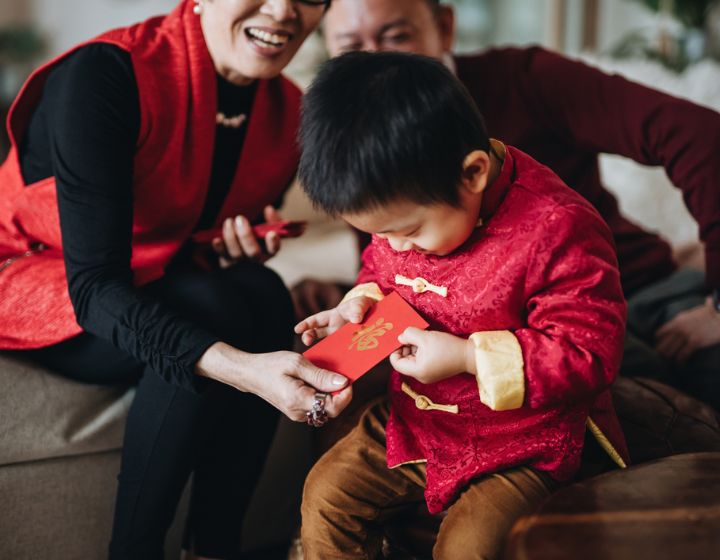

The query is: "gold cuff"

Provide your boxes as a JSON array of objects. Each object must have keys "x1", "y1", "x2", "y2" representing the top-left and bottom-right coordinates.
[
  {"x1": 341, "y1": 282, "x2": 385, "y2": 304},
  {"x1": 469, "y1": 330, "x2": 525, "y2": 411}
]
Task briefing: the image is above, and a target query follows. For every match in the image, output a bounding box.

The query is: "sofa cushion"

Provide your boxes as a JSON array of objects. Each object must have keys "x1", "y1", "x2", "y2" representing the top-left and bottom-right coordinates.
[{"x1": 0, "y1": 353, "x2": 133, "y2": 466}]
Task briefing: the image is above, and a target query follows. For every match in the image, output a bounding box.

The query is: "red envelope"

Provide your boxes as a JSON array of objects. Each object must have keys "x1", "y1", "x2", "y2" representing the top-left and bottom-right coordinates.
[
  {"x1": 192, "y1": 220, "x2": 307, "y2": 244},
  {"x1": 303, "y1": 291, "x2": 429, "y2": 384}
]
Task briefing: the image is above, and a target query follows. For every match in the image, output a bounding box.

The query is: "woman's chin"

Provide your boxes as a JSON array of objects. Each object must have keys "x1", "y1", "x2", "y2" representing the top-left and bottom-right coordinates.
[{"x1": 226, "y1": 51, "x2": 295, "y2": 81}]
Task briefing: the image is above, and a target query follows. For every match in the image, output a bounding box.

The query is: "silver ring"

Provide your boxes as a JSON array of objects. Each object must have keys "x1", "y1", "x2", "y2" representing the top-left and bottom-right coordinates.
[{"x1": 306, "y1": 392, "x2": 329, "y2": 428}]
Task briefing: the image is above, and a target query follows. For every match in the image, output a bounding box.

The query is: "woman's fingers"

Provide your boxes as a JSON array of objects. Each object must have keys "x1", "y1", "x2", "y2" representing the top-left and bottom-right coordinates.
[
  {"x1": 222, "y1": 217, "x2": 244, "y2": 259},
  {"x1": 294, "y1": 358, "x2": 348, "y2": 393},
  {"x1": 324, "y1": 385, "x2": 353, "y2": 418},
  {"x1": 213, "y1": 212, "x2": 282, "y2": 265},
  {"x1": 265, "y1": 230, "x2": 280, "y2": 256},
  {"x1": 233, "y1": 215, "x2": 263, "y2": 259},
  {"x1": 264, "y1": 205, "x2": 283, "y2": 224}
]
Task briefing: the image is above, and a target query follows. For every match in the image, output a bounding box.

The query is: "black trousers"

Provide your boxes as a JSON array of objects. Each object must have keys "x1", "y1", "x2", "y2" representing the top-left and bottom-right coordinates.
[{"x1": 23, "y1": 261, "x2": 295, "y2": 559}]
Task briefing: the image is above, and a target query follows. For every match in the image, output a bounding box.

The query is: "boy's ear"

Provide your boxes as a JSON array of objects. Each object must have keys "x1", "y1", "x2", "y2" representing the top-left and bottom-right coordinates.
[{"x1": 460, "y1": 150, "x2": 491, "y2": 195}]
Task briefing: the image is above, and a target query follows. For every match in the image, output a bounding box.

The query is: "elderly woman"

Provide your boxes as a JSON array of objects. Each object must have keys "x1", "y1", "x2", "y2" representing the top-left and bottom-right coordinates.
[{"x1": 0, "y1": 0, "x2": 350, "y2": 558}]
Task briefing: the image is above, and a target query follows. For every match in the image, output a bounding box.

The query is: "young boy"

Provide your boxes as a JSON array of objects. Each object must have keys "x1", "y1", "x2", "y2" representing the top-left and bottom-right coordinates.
[{"x1": 295, "y1": 52, "x2": 629, "y2": 560}]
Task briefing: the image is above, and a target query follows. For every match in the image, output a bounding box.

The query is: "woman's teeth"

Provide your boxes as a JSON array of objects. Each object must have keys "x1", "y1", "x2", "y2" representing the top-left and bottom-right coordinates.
[{"x1": 246, "y1": 28, "x2": 290, "y2": 48}]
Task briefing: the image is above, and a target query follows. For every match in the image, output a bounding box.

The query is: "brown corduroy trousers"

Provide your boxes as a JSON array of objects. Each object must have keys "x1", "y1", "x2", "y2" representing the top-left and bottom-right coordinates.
[{"x1": 301, "y1": 398, "x2": 557, "y2": 560}]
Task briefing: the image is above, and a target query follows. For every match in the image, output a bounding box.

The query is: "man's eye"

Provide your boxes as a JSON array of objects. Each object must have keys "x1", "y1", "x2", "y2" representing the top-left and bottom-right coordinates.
[{"x1": 384, "y1": 33, "x2": 411, "y2": 45}]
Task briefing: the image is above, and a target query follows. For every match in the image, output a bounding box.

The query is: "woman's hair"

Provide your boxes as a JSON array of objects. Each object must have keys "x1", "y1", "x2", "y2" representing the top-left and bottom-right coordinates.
[{"x1": 298, "y1": 51, "x2": 490, "y2": 216}]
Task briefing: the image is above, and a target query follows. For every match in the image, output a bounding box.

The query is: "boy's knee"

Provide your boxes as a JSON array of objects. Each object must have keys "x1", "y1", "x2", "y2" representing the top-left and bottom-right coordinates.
[
  {"x1": 432, "y1": 519, "x2": 498, "y2": 560},
  {"x1": 433, "y1": 470, "x2": 553, "y2": 560}
]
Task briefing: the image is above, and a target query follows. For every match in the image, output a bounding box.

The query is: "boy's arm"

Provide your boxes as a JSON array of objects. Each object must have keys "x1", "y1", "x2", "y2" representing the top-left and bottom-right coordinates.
[{"x1": 471, "y1": 205, "x2": 626, "y2": 411}]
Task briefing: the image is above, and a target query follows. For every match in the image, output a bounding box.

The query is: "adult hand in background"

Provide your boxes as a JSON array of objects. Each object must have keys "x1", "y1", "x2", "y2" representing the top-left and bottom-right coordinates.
[
  {"x1": 212, "y1": 205, "x2": 283, "y2": 267},
  {"x1": 195, "y1": 342, "x2": 353, "y2": 422},
  {"x1": 291, "y1": 278, "x2": 347, "y2": 321},
  {"x1": 655, "y1": 297, "x2": 720, "y2": 365}
]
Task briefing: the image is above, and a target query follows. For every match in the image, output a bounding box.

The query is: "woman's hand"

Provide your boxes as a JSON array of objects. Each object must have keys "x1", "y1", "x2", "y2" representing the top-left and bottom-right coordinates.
[
  {"x1": 390, "y1": 328, "x2": 475, "y2": 384},
  {"x1": 195, "y1": 342, "x2": 353, "y2": 422},
  {"x1": 212, "y1": 205, "x2": 283, "y2": 268},
  {"x1": 294, "y1": 295, "x2": 377, "y2": 346}
]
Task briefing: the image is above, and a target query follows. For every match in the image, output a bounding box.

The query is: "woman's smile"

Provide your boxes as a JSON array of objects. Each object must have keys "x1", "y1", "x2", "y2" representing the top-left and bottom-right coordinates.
[{"x1": 244, "y1": 25, "x2": 294, "y2": 56}]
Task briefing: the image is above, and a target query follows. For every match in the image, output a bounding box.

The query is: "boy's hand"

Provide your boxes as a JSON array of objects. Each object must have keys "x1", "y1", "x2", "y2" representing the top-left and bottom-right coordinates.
[
  {"x1": 390, "y1": 328, "x2": 475, "y2": 384},
  {"x1": 294, "y1": 296, "x2": 377, "y2": 347}
]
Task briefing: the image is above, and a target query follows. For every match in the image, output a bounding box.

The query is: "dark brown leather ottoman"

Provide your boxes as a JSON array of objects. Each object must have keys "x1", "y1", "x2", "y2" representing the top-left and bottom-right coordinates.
[{"x1": 505, "y1": 452, "x2": 720, "y2": 560}]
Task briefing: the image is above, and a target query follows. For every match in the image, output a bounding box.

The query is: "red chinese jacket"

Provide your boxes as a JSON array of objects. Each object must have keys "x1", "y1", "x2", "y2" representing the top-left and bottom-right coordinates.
[
  {"x1": 353, "y1": 146, "x2": 629, "y2": 514},
  {"x1": 0, "y1": 0, "x2": 301, "y2": 349}
]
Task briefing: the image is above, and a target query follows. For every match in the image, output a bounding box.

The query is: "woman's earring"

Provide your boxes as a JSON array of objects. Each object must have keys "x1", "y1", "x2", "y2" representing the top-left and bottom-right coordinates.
[{"x1": 193, "y1": 0, "x2": 203, "y2": 15}]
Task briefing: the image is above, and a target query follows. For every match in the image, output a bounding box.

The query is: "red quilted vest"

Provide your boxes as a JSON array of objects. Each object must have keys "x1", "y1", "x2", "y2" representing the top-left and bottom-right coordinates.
[{"x1": 0, "y1": 0, "x2": 301, "y2": 349}]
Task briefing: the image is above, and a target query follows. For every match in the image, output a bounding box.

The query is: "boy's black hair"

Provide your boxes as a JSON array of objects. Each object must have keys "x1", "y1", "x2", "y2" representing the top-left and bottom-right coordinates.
[{"x1": 298, "y1": 51, "x2": 491, "y2": 216}]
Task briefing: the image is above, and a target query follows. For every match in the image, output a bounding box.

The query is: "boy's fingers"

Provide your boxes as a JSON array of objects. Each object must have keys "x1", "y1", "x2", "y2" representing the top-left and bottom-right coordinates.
[
  {"x1": 398, "y1": 327, "x2": 425, "y2": 346},
  {"x1": 341, "y1": 296, "x2": 374, "y2": 323},
  {"x1": 301, "y1": 331, "x2": 316, "y2": 346},
  {"x1": 389, "y1": 351, "x2": 417, "y2": 375}
]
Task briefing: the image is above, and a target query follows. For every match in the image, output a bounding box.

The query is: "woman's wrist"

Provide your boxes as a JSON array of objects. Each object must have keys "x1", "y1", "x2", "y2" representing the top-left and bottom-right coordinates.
[{"x1": 195, "y1": 341, "x2": 254, "y2": 392}]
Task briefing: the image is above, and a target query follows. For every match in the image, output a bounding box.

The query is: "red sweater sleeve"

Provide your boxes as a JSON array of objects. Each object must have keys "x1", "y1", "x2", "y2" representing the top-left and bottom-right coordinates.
[
  {"x1": 514, "y1": 203, "x2": 627, "y2": 409},
  {"x1": 520, "y1": 48, "x2": 720, "y2": 288}
]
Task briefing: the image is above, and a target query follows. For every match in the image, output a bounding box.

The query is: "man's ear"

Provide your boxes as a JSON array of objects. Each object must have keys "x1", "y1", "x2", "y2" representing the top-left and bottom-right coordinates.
[
  {"x1": 461, "y1": 150, "x2": 491, "y2": 195},
  {"x1": 436, "y1": 5, "x2": 456, "y2": 53}
]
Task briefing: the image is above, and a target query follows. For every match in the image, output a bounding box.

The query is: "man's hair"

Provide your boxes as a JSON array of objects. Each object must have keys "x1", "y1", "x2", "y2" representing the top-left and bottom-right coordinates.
[{"x1": 298, "y1": 51, "x2": 490, "y2": 216}]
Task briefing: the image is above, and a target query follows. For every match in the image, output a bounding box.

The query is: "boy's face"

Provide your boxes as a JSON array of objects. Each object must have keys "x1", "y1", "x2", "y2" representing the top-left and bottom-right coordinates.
[
  {"x1": 324, "y1": 0, "x2": 454, "y2": 59},
  {"x1": 339, "y1": 149, "x2": 495, "y2": 256},
  {"x1": 342, "y1": 197, "x2": 481, "y2": 257}
]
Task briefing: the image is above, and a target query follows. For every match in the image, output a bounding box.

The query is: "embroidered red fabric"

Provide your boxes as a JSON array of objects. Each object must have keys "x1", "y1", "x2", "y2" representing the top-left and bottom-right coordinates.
[{"x1": 358, "y1": 146, "x2": 629, "y2": 514}]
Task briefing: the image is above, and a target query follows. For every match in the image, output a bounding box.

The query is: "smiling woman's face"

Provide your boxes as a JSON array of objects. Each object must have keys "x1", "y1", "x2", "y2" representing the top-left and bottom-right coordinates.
[{"x1": 199, "y1": 0, "x2": 326, "y2": 85}]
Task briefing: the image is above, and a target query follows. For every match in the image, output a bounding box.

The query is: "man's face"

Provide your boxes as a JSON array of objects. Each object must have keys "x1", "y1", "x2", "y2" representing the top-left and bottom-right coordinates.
[{"x1": 323, "y1": 0, "x2": 454, "y2": 59}]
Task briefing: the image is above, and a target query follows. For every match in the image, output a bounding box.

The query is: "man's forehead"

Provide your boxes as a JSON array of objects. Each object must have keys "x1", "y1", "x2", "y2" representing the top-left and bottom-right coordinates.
[{"x1": 327, "y1": 0, "x2": 431, "y2": 32}]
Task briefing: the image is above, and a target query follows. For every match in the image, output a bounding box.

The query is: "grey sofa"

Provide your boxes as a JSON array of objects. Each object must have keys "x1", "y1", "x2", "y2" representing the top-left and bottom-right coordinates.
[{"x1": 0, "y1": 353, "x2": 314, "y2": 560}]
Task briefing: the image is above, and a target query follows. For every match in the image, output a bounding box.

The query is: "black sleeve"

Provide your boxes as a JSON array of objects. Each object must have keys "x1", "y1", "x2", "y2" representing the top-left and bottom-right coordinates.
[{"x1": 39, "y1": 44, "x2": 219, "y2": 390}]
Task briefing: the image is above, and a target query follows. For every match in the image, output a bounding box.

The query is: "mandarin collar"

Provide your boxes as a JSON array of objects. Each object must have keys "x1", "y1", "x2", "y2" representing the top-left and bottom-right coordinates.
[{"x1": 479, "y1": 141, "x2": 515, "y2": 223}]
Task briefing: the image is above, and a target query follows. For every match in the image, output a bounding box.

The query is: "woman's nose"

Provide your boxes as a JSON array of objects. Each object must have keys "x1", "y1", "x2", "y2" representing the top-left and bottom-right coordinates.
[{"x1": 260, "y1": 0, "x2": 297, "y2": 22}]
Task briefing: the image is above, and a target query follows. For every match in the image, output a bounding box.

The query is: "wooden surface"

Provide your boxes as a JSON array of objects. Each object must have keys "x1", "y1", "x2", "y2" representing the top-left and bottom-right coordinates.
[{"x1": 506, "y1": 453, "x2": 720, "y2": 560}]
